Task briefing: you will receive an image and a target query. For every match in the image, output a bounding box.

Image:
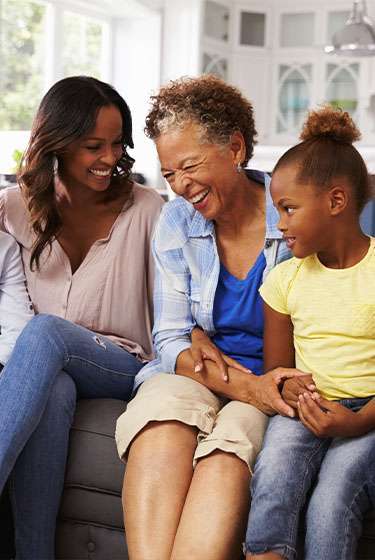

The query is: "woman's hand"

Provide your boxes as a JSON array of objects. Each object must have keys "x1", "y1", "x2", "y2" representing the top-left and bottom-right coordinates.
[
  {"x1": 249, "y1": 367, "x2": 307, "y2": 418},
  {"x1": 282, "y1": 375, "x2": 317, "y2": 410},
  {"x1": 190, "y1": 327, "x2": 251, "y2": 382},
  {"x1": 298, "y1": 393, "x2": 366, "y2": 438}
]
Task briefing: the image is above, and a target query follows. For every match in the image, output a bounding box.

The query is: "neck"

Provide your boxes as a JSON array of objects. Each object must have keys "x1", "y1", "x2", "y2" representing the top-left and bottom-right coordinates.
[
  {"x1": 215, "y1": 175, "x2": 265, "y2": 237},
  {"x1": 54, "y1": 175, "x2": 108, "y2": 209},
  {"x1": 317, "y1": 219, "x2": 370, "y2": 269}
]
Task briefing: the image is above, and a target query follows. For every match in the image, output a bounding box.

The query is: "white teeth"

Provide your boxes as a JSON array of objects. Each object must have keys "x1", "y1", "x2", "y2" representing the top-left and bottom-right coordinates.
[
  {"x1": 189, "y1": 189, "x2": 209, "y2": 204},
  {"x1": 90, "y1": 168, "x2": 111, "y2": 176}
]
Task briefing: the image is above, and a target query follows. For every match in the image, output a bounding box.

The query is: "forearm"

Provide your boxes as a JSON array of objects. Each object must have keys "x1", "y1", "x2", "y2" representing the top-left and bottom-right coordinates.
[{"x1": 175, "y1": 349, "x2": 256, "y2": 403}]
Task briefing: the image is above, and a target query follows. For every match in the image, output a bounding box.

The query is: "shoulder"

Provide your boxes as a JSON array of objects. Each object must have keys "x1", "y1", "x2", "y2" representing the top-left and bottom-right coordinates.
[
  {"x1": 266, "y1": 256, "x2": 303, "y2": 286},
  {"x1": 0, "y1": 230, "x2": 20, "y2": 253},
  {"x1": 0, "y1": 186, "x2": 30, "y2": 241},
  {"x1": 154, "y1": 197, "x2": 198, "y2": 251},
  {"x1": 0, "y1": 185, "x2": 26, "y2": 215},
  {"x1": 132, "y1": 183, "x2": 164, "y2": 213}
]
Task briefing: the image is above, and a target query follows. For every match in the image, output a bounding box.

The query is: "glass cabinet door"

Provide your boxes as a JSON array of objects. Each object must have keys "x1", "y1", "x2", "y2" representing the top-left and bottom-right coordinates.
[
  {"x1": 325, "y1": 63, "x2": 359, "y2": 117},
  {"x1": 204, "y1": 1, "x2": 230, "y2": 42},
  {"x1": 280, "y1": 13, "x2": 315, "y2": 47},
  {"x1": 239, "y1": 11, "x2": 266, "y2": 46},
  {"x1": 202, "y1": 53, "x2": 228, "y2": 80},
  {"x1": 277, "y1": 64, "x2": 312, "y2": 133}
]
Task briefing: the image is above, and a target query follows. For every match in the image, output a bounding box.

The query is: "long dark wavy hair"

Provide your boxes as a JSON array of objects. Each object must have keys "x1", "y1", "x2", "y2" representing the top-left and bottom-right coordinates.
[{"x1": 18, "y1": 76, "x2": 135, "y2": 270}]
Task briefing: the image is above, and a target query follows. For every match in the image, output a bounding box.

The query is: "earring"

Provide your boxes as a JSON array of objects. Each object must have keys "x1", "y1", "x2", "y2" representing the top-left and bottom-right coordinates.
[
  {"x1": 53, "y1": 155, "x2": 58, "y2": 176},
  {"x1": 237, "y1": 162, "x2": 243, "y2": 173}
]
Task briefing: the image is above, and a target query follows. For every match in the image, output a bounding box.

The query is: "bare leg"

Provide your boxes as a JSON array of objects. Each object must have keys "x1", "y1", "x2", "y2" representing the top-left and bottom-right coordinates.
[
  {"x1": 171, "y1": 450, "x2": 251, "y2": 560},
  {"x1": 123, "y1": 420, "x2": 198, "y2": 560}
]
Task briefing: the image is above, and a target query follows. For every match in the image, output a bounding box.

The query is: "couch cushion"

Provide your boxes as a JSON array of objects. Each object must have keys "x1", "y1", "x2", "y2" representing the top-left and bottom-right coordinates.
[{"x1": 56, "y1": 399, "x2": 128, "y2": 560}]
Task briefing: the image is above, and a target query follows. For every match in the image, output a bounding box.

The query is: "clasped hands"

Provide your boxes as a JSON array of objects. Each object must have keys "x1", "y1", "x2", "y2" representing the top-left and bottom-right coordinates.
[{"x1": 190, "y1": 328, "x2": 364, "y2": 438}]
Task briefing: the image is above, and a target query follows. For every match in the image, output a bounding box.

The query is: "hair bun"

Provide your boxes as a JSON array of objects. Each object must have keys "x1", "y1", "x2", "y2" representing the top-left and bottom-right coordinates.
[{"x1": 300, "y1": 105, "x2": 361, "y2": 144}]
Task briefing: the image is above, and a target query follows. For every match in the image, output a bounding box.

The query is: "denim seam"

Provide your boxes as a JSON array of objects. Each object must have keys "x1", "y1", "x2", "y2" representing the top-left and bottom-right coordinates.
[
  {"x1": 287, "y1": 436, "x2": 330, "y2": 547},
  {"x1": 66, "y1": 355, "x2": 137, "y2": 377},
  {"x1": 342, "y1": 482, "x2": 367, "y2": 559}
]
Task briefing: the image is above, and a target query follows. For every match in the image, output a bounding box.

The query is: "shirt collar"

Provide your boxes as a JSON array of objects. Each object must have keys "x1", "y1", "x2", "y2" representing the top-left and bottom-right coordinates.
[{"x1": 188, "y1": 169, "x2": 282, "y2": 240}]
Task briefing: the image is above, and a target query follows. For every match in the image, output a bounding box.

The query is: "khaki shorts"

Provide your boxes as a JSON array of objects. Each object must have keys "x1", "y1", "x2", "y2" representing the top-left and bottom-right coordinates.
[{"x1": 115, "y1": 373, "x2": 268, "y2": 472}]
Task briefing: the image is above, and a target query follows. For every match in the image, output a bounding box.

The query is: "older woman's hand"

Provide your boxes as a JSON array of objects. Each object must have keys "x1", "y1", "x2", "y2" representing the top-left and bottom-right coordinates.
[
  {"x1": 191, "y1": 327, "x2": 251, "y2": 382},
  {"x1": 282, "y1": 375, "x2": 317, "y2": 411},
  {"x1": 249, "y1": 367, "x2": 308, "y2": 418}
]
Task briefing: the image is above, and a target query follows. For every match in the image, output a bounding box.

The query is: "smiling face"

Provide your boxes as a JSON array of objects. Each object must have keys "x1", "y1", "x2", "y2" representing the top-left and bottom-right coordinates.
[
  {"x1": 271, "y1": 164, "x2": 334, "y2": 258},
  {"x1": 155, "y1": 122, "x2": 244, "y2": 221},
  {"x1": 59, "y1": 104, "x2": 123, "y2": 193}
]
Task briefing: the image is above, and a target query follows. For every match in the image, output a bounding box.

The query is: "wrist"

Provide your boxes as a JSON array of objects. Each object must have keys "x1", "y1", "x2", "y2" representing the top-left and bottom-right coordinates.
[{"x1": 354, "y1": 409, "x2": 373, "y2": 436}]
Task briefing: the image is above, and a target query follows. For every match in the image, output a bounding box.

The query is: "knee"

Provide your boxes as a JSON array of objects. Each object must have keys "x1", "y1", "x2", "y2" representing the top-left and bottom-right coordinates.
[
  {"x1": 44, "y1": 372, "x2": 77, "y2": 421},
  {"x1": 19, "y1": 314, "x2": 67, "y2": 344}
]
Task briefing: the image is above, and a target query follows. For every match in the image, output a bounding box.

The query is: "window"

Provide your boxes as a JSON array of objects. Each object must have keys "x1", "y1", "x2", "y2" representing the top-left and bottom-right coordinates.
[
  {"x1": 0, "y1": 0, "x2": 46, "y2": 130},
  {"x1": 0, "y1": 0, "x2": 111, "y2": 174},
  {"x1": 62, "y1": 11, "x2": 105, "y2": 79}
]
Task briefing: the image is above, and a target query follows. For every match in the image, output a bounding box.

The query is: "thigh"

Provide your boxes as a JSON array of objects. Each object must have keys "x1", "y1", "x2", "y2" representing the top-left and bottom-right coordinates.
[
  {"x1": 311, "y1": 429, "x2": 375, "y2": 507},
  {"x1": 252, "y1": 415, "x2": 330, "y2": 492},
  {"x1": 40, "y1": 314, "x2": 143, "y2": 399},
  {"x1": 195, "y1": 400, "x2": 268, "y2": 471},
  {"x1": 116, "y1": 373, "x2": 222, "y2": 460}
]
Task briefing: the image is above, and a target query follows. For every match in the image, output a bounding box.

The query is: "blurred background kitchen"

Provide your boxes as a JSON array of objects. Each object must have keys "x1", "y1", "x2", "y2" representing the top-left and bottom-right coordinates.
[{"x1": 0, "y1": 0, "x2": 374, "y2": 233}]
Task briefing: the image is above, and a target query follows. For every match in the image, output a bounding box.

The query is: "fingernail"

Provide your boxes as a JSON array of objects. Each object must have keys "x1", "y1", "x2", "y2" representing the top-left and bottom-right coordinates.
[
  {"x1": 224, "y1": 375, "x2": 229, "y2": 382},
  {"x1": 289, "y1": 410, "x2": 294, "y2": 417},
  {"x1": 194, "y1": 363, "x2": 202, "y2": 373}
]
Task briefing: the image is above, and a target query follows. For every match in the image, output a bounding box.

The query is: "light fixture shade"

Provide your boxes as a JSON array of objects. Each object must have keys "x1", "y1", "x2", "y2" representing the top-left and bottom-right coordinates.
[{"x1": 325, "y1": 0, "x2": 375, "y2": 56}]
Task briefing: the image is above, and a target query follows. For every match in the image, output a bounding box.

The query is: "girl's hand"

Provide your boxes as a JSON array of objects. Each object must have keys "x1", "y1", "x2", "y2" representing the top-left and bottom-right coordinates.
[
  {"x1": 190, "y1": 328, "x2": 251, "y2": 382},
  {"x1": 298, "y1": 393, "x2": 366, "y2": 438},
  {"x1": 250, "y1": 367, "x2": 308, "y2": 418},
  {"x1": 282, "y1": 375, "x2": 317, "y2": 410}
]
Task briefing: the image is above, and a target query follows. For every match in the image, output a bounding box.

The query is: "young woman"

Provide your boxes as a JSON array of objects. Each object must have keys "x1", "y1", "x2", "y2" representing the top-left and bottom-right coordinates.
[
  {"x1": 0, "y1": 76, "x2": 163, "y2": 559},
  {"x1": 245, "y1": 106, "x2": 375, "y2": 560}
]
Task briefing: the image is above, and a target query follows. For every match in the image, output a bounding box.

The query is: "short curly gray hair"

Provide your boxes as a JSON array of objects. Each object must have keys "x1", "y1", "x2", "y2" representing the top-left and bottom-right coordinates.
[{"x1": 145, "y1": 74, "x2": 257, "y2": 165}]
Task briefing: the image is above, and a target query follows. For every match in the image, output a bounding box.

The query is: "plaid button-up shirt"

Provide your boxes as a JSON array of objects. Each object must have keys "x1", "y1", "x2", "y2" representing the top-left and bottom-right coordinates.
[{"x1": 134, "y1": 170, "x2": 290, "y2": 391}]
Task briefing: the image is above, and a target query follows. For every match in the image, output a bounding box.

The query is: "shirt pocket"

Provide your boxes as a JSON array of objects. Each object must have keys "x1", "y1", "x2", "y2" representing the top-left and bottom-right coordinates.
[{"x1": 351, "y1": 304, "x2": 375, "y2": 337}]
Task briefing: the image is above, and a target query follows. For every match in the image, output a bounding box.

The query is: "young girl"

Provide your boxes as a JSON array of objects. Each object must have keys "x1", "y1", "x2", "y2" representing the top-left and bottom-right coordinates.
[{"x1": 245, "y1": 106, "x2": 375, "y2": 560}]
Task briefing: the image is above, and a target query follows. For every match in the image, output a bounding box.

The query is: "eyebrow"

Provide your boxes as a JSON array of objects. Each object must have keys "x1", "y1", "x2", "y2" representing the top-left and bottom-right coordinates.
[
  {"x1": 161, "y1": 156, "x2": 202, "y2": 172},
  {"x1": 83, "y1": 134, "x2": 122, "y2": 141}
]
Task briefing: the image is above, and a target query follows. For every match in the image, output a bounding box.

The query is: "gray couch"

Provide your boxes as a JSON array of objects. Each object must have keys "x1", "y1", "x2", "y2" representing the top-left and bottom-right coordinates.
[
  {"x1": 0, "y1": 399, "x2": 129, "y2": 560},
  {"x1": 1, "y1": 398, "x2": 375, "y2": 559}
]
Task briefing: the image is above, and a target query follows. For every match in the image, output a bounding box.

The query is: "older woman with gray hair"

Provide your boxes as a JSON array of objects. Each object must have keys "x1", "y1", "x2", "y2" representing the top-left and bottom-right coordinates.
[{"x1": 116, "y1": 75, "x2": 303, "y2": 560}]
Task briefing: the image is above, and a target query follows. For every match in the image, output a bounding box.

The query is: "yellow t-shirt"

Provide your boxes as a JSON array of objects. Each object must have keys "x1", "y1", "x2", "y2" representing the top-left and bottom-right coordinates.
[{"x1": 260, "y1": 237, "x2": 375, "y2": 400}]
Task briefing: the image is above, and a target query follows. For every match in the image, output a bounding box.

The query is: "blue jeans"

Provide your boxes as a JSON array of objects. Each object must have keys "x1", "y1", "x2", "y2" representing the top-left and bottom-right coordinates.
[
  {"x1": 245, "y1": 397, "x2": 375, "y2": 560},
  {"x1": 0, "y1": 314, "x2": 143, "y2": 560}
]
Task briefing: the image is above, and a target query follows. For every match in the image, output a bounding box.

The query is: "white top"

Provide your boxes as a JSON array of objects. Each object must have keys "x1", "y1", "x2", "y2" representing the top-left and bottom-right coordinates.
[{"x1": 0, "y1": 230, "x2": 34, "y2": 365}]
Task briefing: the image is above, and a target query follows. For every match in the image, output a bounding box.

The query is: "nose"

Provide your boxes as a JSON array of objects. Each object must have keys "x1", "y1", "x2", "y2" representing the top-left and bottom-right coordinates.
[
  {"x1": 277, "y1": 215, "x2": 287, "y2": 232},
  {"x1": 101, "y1": 146, "x2": 120, "y2": 166},
  {"x1": 172, "y1": 170, "x2": 193, "y2": 196}
]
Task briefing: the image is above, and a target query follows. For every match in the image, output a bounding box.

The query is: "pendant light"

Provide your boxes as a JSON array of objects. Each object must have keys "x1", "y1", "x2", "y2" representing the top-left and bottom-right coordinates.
[{"x1": 325, "y1": 0, "x2": 375, "y2": 56}]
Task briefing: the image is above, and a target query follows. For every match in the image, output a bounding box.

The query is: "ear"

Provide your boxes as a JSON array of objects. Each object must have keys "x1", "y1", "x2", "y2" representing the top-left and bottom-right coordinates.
[
  {"x1": 229, "y1": 131, "x2": 246, "y2": 166},
  {"x1": 327, "y1": 185, "x2": 348, "y2": 216}
]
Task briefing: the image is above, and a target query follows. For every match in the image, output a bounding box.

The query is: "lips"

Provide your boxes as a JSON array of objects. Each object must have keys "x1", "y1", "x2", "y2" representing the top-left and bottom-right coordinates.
[
  {"x1": 89, "y1": 168, "x2": 111, "y2": 177},
  {"x1": 188, "y1": 189, "x2": 209, "y2": 205},
  {"x1": 284, "y1": 236, "x2": 296, "y2": 249}
]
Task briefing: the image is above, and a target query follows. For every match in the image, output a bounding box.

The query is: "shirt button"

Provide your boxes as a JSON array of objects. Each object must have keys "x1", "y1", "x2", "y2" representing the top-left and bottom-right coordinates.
[{"x1": 87, "y1": 542, "x2": 95, "y2": 552}]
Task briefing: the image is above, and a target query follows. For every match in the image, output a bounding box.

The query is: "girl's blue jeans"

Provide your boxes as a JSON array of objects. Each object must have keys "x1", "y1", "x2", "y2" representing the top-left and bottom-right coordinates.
[
  {"x1": 245, "y1": 397, "x2": 375, "y2": 560},
  {"x1": 0, "y1": 314, "x2": 142, "y2": 560}
]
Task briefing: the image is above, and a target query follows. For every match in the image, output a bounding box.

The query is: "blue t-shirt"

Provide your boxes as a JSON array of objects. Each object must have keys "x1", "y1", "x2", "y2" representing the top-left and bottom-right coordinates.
[{"x1": 212, "y1": 251, "x2": 266, "y2": 375}]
